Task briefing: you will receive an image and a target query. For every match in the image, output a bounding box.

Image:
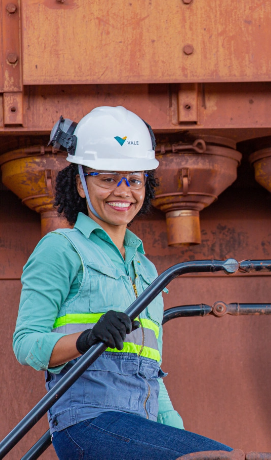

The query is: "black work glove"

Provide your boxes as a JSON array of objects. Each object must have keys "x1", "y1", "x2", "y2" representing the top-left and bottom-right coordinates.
[{"x1": 76, "y1": 310, "x2": 140, "y2": 354}]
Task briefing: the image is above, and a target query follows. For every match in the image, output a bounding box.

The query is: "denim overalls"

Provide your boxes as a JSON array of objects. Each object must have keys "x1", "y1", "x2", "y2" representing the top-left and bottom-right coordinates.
[{"x1": 46, "y1": 228, "x2": 164, "y2": 433}]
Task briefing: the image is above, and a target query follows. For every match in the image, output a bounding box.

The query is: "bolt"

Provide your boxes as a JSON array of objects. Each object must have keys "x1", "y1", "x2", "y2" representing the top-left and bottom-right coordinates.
[
  {"x1": 182, "y1": 0, "x2": 192, "y2": 4},
  {"x1": 183, "y1": 44, "x2": 194, "y2": 55},
  {"x1": 7, "y1": 53, "x2": 18, "y2": 64},
  {"x1": 56, "y1": 0, "x2": 65, "y2": 3},
  {"x1": 184, "y1": 104, "x2": 191, "y2": 110},
  {"x1": 6, "y1": 3, "x2": 17, "y2": 13},
  {"x1": 216, "y1": 304, "x2": 223, "y2": 312},
  {"x1": 10, "y1": 107, "x2": 16, "y2": 113}
]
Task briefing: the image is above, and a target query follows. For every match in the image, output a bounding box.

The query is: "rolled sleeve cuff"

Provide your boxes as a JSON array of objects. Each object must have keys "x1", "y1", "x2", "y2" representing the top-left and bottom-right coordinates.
[
  {"x1": 24, "y1": 333, "x2": 67, "y2": 374},
  {"x1": 157, "y1": 410, "x2": 184, "y2": 430}
]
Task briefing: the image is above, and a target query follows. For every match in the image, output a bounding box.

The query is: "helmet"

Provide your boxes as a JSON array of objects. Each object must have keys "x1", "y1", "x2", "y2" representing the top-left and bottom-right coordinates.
[
  {"x1": 48, "y1": 115, "x2": 77, "y2": 152},
  {"x1": 67, "y1": 106, "x2": 158, "y2": 171}
]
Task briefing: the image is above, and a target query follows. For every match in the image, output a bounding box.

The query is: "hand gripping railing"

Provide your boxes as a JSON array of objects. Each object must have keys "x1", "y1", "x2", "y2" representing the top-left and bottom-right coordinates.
[{"x1": 0, "y1": 259, "x2": 239, "y2": 459}]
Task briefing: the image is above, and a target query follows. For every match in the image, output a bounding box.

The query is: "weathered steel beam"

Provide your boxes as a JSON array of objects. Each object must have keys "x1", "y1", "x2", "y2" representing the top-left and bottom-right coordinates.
[{"x1": 0, "y1": 84, "x2": 271, "y2": 141}]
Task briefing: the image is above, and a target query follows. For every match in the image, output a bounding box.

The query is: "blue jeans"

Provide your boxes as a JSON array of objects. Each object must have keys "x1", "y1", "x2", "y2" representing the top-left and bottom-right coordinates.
[{"x1": 52, "y1": 412, "x2": 232, "y2": 460}]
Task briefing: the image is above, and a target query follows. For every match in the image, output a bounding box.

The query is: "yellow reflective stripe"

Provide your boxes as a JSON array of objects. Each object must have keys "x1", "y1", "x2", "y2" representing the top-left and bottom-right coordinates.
[
  {"x1": 53, "y1": 314, "x2": 160, "y2": 338},
  {"x1": 106, "y1": 342, "x2": 161, "y2": 362},
  {"x1": 53, "y1": 313, "x2": 103, "y2": 329},
  {"x1": 140, "y1": 319, "x2": 159, "y2": 338}
]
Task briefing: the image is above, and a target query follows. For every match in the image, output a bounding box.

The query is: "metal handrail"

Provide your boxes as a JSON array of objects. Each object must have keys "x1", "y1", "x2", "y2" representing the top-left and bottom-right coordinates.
[
  {"x1": 21, "y1": 297, "x2": 271, "y2": 459},
  {"x1": 0, "y1": 259, "x2": 239, "y2": 458}
]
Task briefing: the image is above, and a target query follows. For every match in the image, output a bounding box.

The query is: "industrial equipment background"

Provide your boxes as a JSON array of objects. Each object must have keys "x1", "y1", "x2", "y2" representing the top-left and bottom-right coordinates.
[
  {"x1": 2, "y1": 1, "x2": 271, "y2": 458},
  {"x1": 0, "y1": 259, "x2": 239, "y2": 459}
]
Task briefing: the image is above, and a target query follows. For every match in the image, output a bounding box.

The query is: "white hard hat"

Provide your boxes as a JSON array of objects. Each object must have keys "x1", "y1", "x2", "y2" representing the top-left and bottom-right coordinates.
[{"x1": 66, "y1": 106, "x2": 159, "y2": 171}]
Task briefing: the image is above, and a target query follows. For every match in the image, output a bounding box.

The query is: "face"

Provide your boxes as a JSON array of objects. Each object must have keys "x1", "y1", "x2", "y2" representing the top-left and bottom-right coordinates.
[{"x1": 76, "y1": 169, "x2": 146, "y2": 227}]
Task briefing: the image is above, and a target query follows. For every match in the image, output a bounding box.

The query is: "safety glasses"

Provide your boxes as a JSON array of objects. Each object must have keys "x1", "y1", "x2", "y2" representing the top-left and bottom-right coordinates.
[{"x1": 84, "y1": 171, "x2": 148, "y2": 190}]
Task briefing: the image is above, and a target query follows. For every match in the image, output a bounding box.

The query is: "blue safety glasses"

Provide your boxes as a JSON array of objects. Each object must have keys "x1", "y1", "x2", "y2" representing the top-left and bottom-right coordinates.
[{"x1": 83, "y1": 171, "x2": 148, "y2": 190}]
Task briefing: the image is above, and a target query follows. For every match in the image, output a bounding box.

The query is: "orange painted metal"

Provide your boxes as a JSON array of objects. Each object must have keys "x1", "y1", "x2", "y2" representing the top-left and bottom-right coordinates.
[
  {"x1": 1, "y1": 0, "x2": 271, "y2": 457},
  {"x1": 21, "y1": 0, "x2": 271, "y2": 84},
  {"x1": 2, "y1": 181, "x2": 271, "y2": 457},
  {"x1": 1, "y1": 0, "x2": 21, "y2": 92},
  {"x1": 3, "y1": 92, "x2": 23, "y2": 125},
  {"x1": 153, "y1": 138, "x2": 242, "y2": 245},
  {"x1": 0, "y1": 147, "x2": 71, "y2": 236},
  {"x1": 178, "y1": 84, "x2": 198, "y2": 124},
  {"x1": 0, "y1": 83, "x2": 271, "y2": 138}
]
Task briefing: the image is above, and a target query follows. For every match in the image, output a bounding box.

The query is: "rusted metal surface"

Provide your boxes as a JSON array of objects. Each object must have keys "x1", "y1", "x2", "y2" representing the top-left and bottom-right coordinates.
[
  {"x1": 21, "y1": 0, "x2": 271, "y2": 84},
  {"x1": 0, "y1": 148, "x2": 71, "y2": 236},
  {"x1": 3, "y1": 92, "x2": 23, "y2": 125},
  {"x1": 1, "y1": 84, "x2": 271, "y2": 138},
  {"x1": 178, "y1": 84, "x2": 198, "y2": 124},
  {"x1": 40, "y1": 210, "x2": 72, "y2": 236},
  {"x1": 6, "y1": 3, "x2": 17, "y2": 14},
  {"x1": 177, "y1": 450, "x2": 245, "y2": 460},
  {"x1": 239, "y1": 260, "x2": 271, "y2": 273},
  {"x1": 212, "y1": 302, "x2": 271, "y2": 317},
  {"x1": 1, "y1": 0, "x2": 21, "y2": 92},
  {"x1": 156, "y1": 140, "x2": 206, "y2": 155},
  {"x1": 2, "y1": 178, "x2": 271, "y2": 457},
  {"x1": 153, "y1": 139, "x2": 242, "y2": 245},
  {"x1": 165, "y1": 209, "x2": 201, "y2": 245},
  {"x1": 163, "y1": 302, "x2": 271, "y2": 323},
  {"x1": 183, "y1": 44, "x2": 194, "y2": 56},
  {"x1": 249, "y1": 148, "x2": 271, "y2": 194}
]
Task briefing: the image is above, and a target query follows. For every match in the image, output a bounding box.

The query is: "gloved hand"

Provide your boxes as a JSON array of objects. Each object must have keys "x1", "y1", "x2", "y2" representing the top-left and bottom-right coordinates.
[{"x1": 76, "y1": 310, "x2": 140, "y2": 354}]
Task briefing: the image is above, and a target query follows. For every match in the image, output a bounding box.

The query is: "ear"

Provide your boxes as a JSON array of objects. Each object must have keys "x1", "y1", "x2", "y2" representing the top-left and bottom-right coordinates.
[{"x1": 76, "y1": 174, "x2": 86, "y2": 199}]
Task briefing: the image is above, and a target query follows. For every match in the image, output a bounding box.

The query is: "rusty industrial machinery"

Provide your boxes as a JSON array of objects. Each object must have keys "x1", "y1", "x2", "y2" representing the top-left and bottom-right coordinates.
[
  {"x1": 2, "y1": 1, "x2": 271, "y2": 459},
  {"x1": 153, "y1": 137, "x2": 242, "y2": 245}
]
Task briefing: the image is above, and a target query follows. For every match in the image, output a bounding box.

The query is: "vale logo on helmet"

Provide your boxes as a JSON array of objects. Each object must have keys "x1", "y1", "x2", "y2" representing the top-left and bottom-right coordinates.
[{"x1": 114, "y1": 136, "x2": 139, "y2": 146}]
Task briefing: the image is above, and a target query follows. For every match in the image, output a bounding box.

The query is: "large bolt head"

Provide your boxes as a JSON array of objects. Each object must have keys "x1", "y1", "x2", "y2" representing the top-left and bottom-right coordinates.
[
  {"x1": 7, "y1": 53, "x2": 18, "y2": 64},
  {"x1": 6, "y1": 3, "x2": 17, "y2": 13}
]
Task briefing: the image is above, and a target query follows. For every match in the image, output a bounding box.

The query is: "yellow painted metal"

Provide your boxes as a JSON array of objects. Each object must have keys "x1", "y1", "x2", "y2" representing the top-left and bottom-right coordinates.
[
  {"x1": 22, "y1": 0, "x2": 271, "y2": 85},
  {"x1": 0, "y1": 148, "x2": 71, "y2": 235}
]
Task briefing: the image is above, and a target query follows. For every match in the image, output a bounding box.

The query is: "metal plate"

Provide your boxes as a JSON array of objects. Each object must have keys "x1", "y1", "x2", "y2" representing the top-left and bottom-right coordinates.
[{"x1": 22, "y1": 0, "x2": 271, "y2": 84}]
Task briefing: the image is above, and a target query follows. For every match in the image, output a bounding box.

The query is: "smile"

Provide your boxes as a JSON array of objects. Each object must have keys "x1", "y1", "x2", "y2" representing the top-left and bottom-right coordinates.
[{"x1": 107, "y1": 202, "x2": 132, "y2": 209}]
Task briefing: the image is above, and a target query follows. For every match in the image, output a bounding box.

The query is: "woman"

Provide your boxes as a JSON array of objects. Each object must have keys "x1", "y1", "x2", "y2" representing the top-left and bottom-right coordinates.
[{"x1": 13, "y1": 106, "x2": 232, "y2": 459}]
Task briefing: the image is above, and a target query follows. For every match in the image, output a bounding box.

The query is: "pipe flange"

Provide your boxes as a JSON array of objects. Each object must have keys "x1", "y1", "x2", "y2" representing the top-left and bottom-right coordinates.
[{"x1": 212, "y1": 301, "x2": 227, "y2": 317}]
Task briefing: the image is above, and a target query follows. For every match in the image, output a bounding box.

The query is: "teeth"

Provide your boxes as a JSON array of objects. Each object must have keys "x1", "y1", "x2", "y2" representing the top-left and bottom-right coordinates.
[{"x1": 107, "y1": 202, "x2": 131, "y2": 208}]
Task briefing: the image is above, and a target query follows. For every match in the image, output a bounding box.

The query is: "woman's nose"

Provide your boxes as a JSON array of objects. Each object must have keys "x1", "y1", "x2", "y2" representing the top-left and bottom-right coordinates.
[{"x1": 113, "y1": 178, "x2": 132, "y2": 196}]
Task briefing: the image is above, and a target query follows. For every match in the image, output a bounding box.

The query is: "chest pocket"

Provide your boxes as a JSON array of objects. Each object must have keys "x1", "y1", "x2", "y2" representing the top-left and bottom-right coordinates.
[
  {"x1": 86, "y1": 263, "x2": 134, "y2": 313},
  {"x1": 137, "y1": 272, "x2": 164, "y2": 326}
]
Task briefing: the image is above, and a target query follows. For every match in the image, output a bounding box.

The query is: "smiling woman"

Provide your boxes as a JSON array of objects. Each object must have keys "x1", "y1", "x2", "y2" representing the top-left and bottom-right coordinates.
[{"x1": 13, "y1": 106, "x2": 232, "y2": 460}]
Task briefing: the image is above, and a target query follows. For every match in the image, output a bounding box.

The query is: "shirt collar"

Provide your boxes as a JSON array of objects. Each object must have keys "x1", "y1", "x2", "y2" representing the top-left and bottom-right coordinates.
[{"x1": 74, "y1": 212, "x2": 145, "y2": 254}]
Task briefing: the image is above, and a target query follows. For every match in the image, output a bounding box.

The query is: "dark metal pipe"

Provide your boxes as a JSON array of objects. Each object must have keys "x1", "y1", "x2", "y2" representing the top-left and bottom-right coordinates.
[
  {"x1": 162, "y1": 304, "x2": 212, "y2": 324},
  {"x1": 228, "y1": 303, "x2": 271, "y2": 315},
  {"x1": 239, "y1": 259, "x2": 271, "y2": 273},
  {"x1": 0, "y1": 259, "x2": 237, "y2": 459},
  {"x1": 212, "y1": 302, "x2": 271, "y2": 317},
  {"x1": 21, "y1": 431, "x2": 51, "y2": 460}
]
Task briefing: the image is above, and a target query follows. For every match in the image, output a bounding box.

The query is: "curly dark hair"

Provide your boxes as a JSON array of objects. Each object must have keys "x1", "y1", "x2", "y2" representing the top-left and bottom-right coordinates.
[{"x1": 54, "y1": 164, "x2": 158, "y2": 225}]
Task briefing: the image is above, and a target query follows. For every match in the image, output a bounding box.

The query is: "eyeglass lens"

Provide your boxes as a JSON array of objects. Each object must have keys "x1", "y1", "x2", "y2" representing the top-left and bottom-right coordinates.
[{"x1": 89, "y1": 172, "x2": 147, "y2": 190}]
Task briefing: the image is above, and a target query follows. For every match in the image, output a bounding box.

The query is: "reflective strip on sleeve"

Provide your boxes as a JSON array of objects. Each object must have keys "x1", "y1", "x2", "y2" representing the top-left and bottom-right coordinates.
[
  {"x1": 53, "y1": 314, "x2": 159, "y2": 338},
  {"x1": 53, "y1": 313, "x2": 104, "y2": 329},
  {"x1": 52, "y1": 312, "x2": 161, "y2": 362}
]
